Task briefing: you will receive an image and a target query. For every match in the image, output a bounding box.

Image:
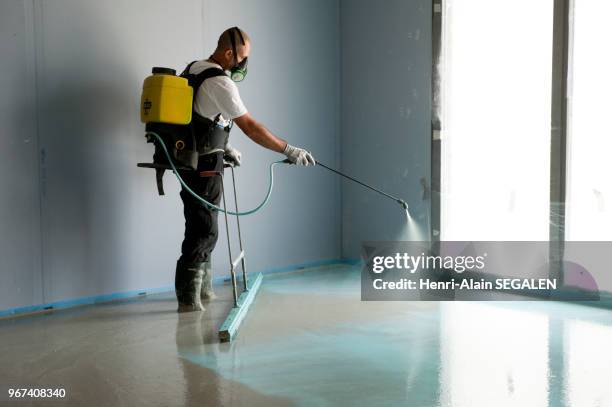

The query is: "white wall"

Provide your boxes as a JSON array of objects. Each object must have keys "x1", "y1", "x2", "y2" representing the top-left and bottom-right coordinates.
[{"x1": 0, "y1": 0, "x2": 341, "y2": 310}]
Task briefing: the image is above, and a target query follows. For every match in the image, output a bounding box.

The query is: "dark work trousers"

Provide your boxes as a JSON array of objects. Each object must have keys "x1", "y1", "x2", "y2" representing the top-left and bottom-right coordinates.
[{"x1": 177, "y1": 151, "x2": 224, "y2": 265}]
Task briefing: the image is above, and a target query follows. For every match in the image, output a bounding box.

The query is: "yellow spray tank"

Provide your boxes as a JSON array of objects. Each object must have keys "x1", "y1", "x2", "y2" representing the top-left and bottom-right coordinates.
[
  {"x1": 138, "y1": 67, "x2": 199, "y2": 195},
  {"x1": 138, "y1": 64, "x2": 232, "y2": 195},
  {"x1": 140, "y1": 67, "x2": 193, "y2": 125}
]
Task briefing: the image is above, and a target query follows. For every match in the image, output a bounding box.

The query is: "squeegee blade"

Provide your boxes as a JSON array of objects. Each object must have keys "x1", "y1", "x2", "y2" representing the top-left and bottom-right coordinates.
[{"x1": 218, "y1": 272, "x2": 263, "y2": 342}]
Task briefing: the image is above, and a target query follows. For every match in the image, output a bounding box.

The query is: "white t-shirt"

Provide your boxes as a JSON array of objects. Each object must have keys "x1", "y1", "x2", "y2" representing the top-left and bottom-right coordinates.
[{"x1": 188, "y1": 60, "x2": 248, "y2": 127}]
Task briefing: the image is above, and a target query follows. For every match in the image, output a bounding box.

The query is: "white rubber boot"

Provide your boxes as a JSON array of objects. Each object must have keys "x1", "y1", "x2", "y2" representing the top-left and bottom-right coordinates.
[
  {"x1": 175, "y1": 261, "x2": 205, "y2": 312},
  {"x1": 200, "y1": 260, "x2": 216, "y2": 301}
]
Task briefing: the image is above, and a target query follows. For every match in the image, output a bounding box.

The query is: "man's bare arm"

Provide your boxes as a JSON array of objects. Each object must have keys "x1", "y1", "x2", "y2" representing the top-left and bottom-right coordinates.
[
  {"x1": 233, "y1": 113, "x2": 287, "y2": 153},
  {"x1": 233, "y1": 112, "x2": 315, "y2": 166}
]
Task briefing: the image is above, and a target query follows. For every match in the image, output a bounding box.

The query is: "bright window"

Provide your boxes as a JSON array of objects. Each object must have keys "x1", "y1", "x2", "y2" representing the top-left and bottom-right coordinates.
[
  {"x1": 565, "y1": 0, "x2": 612, "y2": 240},
  {"x1": 440, "y1": 0, "x2": 554, "y2": 240}
]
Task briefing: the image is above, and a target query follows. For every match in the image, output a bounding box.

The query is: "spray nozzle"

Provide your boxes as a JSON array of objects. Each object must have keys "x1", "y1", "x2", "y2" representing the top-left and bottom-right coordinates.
[{"x1": 397, "y1": 199, "x2": 411, "y2": 222}]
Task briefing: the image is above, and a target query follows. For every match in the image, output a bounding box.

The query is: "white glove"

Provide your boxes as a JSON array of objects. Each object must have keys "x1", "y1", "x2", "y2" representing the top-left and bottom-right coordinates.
[
  {"x1": 224, "y1": 144, "x2": 242, "y2": 167},
  {"x1": 283, "y1": 144, "x2": 316, "y2": 166}
]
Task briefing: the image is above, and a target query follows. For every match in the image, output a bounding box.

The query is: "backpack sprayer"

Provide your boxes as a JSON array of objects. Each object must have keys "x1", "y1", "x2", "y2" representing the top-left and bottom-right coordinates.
[{"x1": 137, "y1": 65, "x2": 409, "y2": 340}]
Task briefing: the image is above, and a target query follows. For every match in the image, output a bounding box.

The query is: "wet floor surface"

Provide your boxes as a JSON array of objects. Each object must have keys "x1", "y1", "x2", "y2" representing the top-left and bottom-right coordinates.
[{"x1": 1, "y1": 265, "x2": 612, "y2": 406}]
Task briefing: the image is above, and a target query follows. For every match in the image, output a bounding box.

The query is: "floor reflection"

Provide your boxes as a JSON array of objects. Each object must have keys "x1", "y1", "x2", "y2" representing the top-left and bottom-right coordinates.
[
  {"x1": 439, "y1": 302, "x2": 550, "y2": 407},
  {"x1": 2, "y1": 266, "x2": 610, "y2": 406},
  {"x1": 179, "y1": 268, "x2": 612, "y2": 407},
  {"x1": 565, "y1": 319, "x2": 612, "y2": 407}
]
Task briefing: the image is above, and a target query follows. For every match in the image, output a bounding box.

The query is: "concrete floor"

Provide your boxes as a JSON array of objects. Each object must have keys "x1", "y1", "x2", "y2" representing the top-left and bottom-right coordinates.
[{"x1": 1, "y1": 265, "x2": 612, "y2": 407}]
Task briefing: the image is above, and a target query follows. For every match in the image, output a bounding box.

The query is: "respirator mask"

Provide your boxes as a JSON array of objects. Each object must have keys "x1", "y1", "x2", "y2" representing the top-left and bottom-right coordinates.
[{"x1": 229, "y1": 26, "x2": 248, "y2": 82}]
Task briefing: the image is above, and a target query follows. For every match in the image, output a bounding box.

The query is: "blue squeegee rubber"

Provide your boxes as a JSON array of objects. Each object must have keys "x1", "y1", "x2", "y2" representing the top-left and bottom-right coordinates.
[{"x1": 219, "y1": 272, "x2": 264, "y2": 342}]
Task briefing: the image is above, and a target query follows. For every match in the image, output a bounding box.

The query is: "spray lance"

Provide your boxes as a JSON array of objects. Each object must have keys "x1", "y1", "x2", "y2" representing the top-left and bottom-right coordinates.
[{"x1": 295, "y1": 159, "x2": 411, "y2": 218}]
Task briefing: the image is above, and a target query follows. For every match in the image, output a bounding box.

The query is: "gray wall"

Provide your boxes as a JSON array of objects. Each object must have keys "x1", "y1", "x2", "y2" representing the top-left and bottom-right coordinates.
[
  {"x1": 0, "y1": 0, "x2": 43, "y2": 310},
  {"x1": 202, "y1": 0, "x2": 342, "y2": 276},
  {"x1": 340, "y1": 0, "x2": 432, "y2": 258},
  {"x1": 0, "y1": 0, "x2": 340, "y2": 310}
]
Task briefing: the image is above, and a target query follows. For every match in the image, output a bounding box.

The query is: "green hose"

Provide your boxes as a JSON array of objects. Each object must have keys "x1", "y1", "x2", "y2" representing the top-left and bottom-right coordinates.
[{"x1": 147, "y1": 131, "x2": 288, "y2": 216}]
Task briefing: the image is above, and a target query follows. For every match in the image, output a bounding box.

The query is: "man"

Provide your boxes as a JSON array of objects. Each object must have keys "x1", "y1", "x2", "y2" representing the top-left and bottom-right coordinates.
[{"x1": 175, "y1": 27, "x2": 315, "y2": 312}]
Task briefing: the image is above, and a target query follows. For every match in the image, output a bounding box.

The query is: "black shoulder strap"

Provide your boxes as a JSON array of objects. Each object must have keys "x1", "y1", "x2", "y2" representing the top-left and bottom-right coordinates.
[
  {"x1": 191, "y1": 67, "x2": 227, "y2": 97},
  {"x1": 181, "y1": 62, "x2": 227, "y2": 98},
  {"x1": 180, "y1": 60, "x2": 198, "y2": 76}
]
